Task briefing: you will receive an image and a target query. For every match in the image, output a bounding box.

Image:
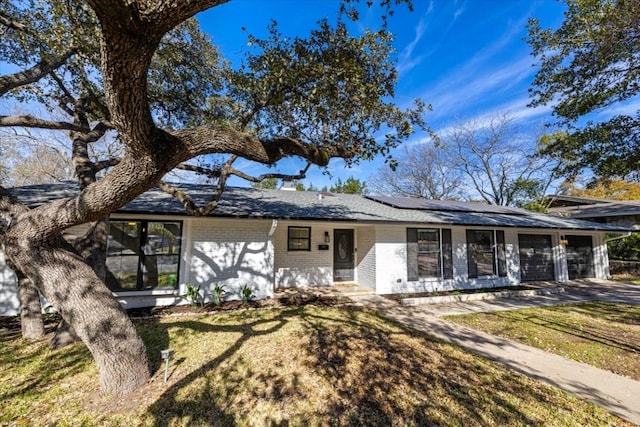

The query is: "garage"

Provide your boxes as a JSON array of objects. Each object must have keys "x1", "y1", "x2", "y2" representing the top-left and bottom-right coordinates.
[
  {"x1": 518, "y1": 234, "x2": 555, "y2": 281},
  {"x1": 565, "y1": 235, "x2": 595, "y2": 279}
]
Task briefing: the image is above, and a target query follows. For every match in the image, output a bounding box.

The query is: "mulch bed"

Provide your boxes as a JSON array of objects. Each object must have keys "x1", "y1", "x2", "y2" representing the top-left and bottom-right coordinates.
[
  {"x1": 126, "y1": 291, "x2": 346, "y2": 319},
  {"x1": 0, "y1": 291, "x2": 346, "y2": 334}
]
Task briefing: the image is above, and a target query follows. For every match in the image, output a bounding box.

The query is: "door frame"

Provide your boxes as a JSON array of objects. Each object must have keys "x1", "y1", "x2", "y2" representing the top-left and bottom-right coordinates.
[{"x1": 333, "y1": 229, "x2": 355, "y2": 282}]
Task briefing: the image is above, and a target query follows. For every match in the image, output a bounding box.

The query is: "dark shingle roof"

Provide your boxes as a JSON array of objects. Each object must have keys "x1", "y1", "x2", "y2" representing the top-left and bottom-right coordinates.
[
  {"x1": 548, "y1": 201, "x2": 640, "y2": 219},
  {"x1": 8, "y1": 181, "x2": 633, "y2": 231}
]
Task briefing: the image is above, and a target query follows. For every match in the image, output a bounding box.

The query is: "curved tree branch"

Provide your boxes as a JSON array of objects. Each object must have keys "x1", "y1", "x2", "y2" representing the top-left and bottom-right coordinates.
[
  {"x1": 0, "y1": 115, "x2": 87, "y2": 132},
  {"x1": 175, "y1": 162, "x2": 222, "y2": 178},
  {"x1": 229, "y1": 163, "x2": 311, "y2": 184},
  {"x1": 94, "y1": 158, "x2": 121, "y2": 172},
  {"x1": 174, "y1": 125, "x2": 358, "y2": 166},
  {"x1": 0, "y1": 48, "x2": 76, "y2": 97}
]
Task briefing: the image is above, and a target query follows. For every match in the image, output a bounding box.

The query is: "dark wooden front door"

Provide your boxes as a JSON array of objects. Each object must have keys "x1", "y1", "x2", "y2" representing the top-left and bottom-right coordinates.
[{"x1": 333, "y1": 229, "x2": 354, "y2": 282}]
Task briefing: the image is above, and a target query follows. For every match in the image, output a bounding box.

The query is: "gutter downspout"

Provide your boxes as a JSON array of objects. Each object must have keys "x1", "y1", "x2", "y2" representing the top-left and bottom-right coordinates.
[
  {"x1": 605, "y1": 231, "x2": 632, "y2": 243},
  {"x1": 268, "y1": 219, "x2": 278, "y2": 295}
]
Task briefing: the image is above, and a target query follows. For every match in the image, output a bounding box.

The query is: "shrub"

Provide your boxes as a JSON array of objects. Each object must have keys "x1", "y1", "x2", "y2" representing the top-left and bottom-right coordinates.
[
  {"x1": 212, "y1": 283, "x2": 227, "y2": 306},
  {"x1": 183, "y1": 283, "x2": 202, "y2": 307},
  {"x1": 240, "y1": 283, "x2": 255, "y2": 304}
]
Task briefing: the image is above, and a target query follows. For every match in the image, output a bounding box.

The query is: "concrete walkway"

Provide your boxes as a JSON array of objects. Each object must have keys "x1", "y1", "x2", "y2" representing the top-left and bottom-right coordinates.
[{"x1": 351, "y1": 280, "x2": 640, "y2": 425}]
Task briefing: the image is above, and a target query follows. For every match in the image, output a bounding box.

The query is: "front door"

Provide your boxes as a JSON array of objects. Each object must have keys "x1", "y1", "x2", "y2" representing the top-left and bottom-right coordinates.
[{"x1": 333, "y1": 229, "x2": 354, "y2": 282}]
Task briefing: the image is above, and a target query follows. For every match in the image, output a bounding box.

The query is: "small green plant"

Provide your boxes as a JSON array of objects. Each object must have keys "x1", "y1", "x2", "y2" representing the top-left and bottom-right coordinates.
[
  {"x1": 240, "y1": 283, "x2": 255, "y2": 304},
  {"x1": 212, "y1": 283, "x2": 227, "y2": 306},
  {"x1": 184, "y1": 283, "x2": 202, "y2": 307}
]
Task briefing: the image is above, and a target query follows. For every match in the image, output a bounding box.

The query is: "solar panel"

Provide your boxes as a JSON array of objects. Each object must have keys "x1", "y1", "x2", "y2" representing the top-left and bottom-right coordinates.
[{"x1": 365, "y1": 194, "x2": 528, "y2": 216}]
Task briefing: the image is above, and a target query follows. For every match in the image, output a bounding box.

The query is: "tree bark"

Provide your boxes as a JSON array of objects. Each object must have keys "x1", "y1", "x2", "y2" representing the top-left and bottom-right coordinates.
[
  {"x1": 9, "y1": 236, "x2": 149, "y2": 395},
  {"x1": 17, "y1": 271, "x2": 45, "y2": 340},
  {"x1": 50, "y1": 319, "x2": 80, "y2": 349},
  {"x1": 1, "y1": 192, "x2": 149, "y2": 396}
]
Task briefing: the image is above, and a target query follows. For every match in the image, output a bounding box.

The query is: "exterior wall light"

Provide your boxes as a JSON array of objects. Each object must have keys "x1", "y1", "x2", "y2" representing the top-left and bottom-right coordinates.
[{"x1": 325, "y1": 231, "x2": 330, "y2": 243}]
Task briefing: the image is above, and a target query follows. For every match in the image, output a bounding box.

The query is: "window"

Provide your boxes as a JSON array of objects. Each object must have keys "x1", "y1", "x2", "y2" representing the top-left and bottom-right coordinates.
[
  {"x1": 418, "y1": 229, "x2": 440, "y2": 277},
  {"x1": 466, "y1": 229, "x2": 507, "y2": 279},
  {"x1": 288, "y1": 226, "x2": 311, "y2": 251},
  {"x1": 106, "y1": 220, "x2": 182, "y2": 291},
  {"x1": 407, "y1": 228, "x2": 453, "y2": 280}
]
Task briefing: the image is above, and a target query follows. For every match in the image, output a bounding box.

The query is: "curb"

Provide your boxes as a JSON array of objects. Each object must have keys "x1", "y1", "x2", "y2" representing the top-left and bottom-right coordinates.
[{"x1": 401, "y1": 287, "x2": 566, "y2": 306}]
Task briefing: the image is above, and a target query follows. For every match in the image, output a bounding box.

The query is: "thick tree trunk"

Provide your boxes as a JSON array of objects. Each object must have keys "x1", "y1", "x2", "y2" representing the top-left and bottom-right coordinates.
[
  {"x1": 37, "y1": 244, "x2": 148, "y2": 395},
  {"x1": 51, "y1": 219, "x2": 110, "y2": 348},
  {"x1": 3, "y1": 215, "x2": 150, "y2": 396},
  {"x1": 16, "y1": 271, "x2": 45, "y2": 340}
]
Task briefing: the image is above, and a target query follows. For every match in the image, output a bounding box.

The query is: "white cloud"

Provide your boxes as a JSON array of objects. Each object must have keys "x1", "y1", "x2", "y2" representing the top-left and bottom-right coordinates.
[
  {"x1": 595, "y1": 96, "x2": 640, "y2": 118},
  {"x1": 397, "y1": 6, "x2": 433, "y2": 75}
]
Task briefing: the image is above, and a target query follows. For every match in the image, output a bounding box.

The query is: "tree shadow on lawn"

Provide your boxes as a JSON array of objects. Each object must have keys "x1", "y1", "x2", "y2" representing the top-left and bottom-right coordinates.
[
  {"x1": 488, "y1": 302, "x2": 640, "y2": 354},
  {"x1": 142, "y1": 306, "x2": 617, "y2": 427},
  {"x1": 0, "y1": 339, "x2": 92, "y2": 403},
  {"x1": 298, "y1": 309, "x2": 584, "y2": 426},
  {"x1": 0, "y1": 313, "x2": 94, "y2": 408},
  {"x1": 143, "y1": 308, "x2": 299, "y2": 427}
]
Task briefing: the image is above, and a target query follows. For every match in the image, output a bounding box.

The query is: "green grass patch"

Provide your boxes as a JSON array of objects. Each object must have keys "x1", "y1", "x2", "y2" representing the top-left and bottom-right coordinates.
[
  {"x1": 612, "y1": 276, "x2": 640, "y2": 285},
  {"x1": 445, "y1": 302, "x2": 640, "y2": 381},
  {"x1": 1, "y1": 306, "x2": 632, "y2": 426}
]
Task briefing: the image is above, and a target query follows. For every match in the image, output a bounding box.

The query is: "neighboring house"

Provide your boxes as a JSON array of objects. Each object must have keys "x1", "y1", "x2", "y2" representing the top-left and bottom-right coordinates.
[
  {"x1": 547, "y1": 194, "x2": 640, "y2": 229},
  {"x1": 0, "y1": 182, "x2": 632, "y2": 316}
]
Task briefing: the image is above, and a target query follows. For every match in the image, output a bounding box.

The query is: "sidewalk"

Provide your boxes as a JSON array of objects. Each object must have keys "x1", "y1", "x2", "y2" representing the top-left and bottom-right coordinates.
[{"x1": 351, "y1": 282, "x2": 640, "y2": 425}]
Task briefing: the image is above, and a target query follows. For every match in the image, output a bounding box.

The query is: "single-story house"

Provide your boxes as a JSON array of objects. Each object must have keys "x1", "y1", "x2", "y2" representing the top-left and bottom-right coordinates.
[{"x1": 0, "y1": 182, "x2": 633, "y2": 316}]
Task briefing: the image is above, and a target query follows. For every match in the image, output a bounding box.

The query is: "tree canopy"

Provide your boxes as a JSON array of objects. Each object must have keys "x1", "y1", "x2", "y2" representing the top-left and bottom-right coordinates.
[
  {"x1": 445, "y1": 113, "x2": 555, "y2": 207},
  {"x1": 560, "y1": 179, "x2": 640, "y2": 200},
  {"x1": 370, "y1": 143, "x2": 464, "y2": 200},
  {"x1": 0, "y1": 0, "x2": 424, "y2": 396},
  {"x1": 330, "y1": 176, "x2": 367, "y2": 194},
  {"x1": 528, "y1": 0, "x2": 640, "y2": 180}
]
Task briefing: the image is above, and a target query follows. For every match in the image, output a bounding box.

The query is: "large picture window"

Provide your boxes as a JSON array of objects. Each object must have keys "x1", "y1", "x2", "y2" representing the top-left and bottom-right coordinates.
[
  {"x1": 106, "y1": 220, "x2": 182, "y2": 291},
  {"x1": 407, "y1": 228, "x2": 453, "y2": 281},
  {"x1": 288, "y1": 226, "x2": 311, "y2": 251},
  {"x1": 466, "y1": 229, "x2": 507, "y2": 279}
]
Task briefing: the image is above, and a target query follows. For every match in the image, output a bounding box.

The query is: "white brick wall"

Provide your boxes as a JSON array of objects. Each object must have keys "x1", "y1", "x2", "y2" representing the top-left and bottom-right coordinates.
[
  {"x1": 189, "y1": 218, "x2": 274, "y2": 300},
  {"x1": 0, "y1": 251, "x2": 19, "y2": 316},
  {"x1": 373, "y1": 225, "x2": 408, "y2": 294},
  {"x1": 594, "y1": 233, "x2": 610, "y2": 279},
  {"x1": 374, "y1": 225, "x2": 522, "y2": 295},
  {"x1": 356, "y1": 226, "x2": 376, "y2": 289},
  {"x1": 273, "y1": 221, "x2": 335, "y2": 287}
]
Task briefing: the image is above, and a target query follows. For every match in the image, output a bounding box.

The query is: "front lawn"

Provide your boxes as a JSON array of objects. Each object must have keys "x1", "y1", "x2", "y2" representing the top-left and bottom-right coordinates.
[
  {"x1": 445, "y1": 302, "x2": 640, "y2": 381},
  {"x1": 0, "y1": 305, "x2": 631, "y2": 426}
]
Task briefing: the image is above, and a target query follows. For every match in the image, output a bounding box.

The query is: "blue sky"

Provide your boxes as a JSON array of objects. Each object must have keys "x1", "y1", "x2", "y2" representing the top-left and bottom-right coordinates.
[{"x1": 197, "y1": 0, "x2": 568, "y2": 190}]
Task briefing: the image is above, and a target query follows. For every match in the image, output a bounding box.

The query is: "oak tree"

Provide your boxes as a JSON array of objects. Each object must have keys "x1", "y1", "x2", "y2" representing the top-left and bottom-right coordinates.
[
  {"x1": 0, "y1": 0, "x2": 425, "y2": 396},
  {"x1": 528, "y1": 0, "x2": 640, "y2": 179}
]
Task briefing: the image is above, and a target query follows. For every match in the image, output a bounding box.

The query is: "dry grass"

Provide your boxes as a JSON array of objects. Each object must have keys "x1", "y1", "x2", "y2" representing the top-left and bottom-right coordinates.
[
  {"x1": 1, "y1": 305, "x2": 631, "y2": 426},
  {"x1": 445, "y1": 302, "x2": 640, "y2": 381}
]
